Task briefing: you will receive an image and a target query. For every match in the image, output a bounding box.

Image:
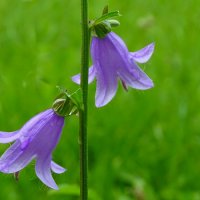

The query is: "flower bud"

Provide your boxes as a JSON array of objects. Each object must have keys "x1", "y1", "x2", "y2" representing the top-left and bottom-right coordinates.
[{"x1": 108, "y1": 19, "x2": 120, "y2": 27}]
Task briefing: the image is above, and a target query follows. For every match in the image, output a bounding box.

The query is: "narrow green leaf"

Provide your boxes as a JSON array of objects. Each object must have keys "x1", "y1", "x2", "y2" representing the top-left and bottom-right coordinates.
[
  {"x1": 94, "y1": 11, "x2": 121, "y2": 25},
  {"x1": 102, "y1": 5, "x2": 108, "y2": 15},
  {"x1": 66, "y1": 88, "x2": 83, "y2": 111}
]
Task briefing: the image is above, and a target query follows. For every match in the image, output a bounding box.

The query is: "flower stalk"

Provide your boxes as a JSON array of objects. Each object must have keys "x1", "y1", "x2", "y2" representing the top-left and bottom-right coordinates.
[{"x1": 80, "y1": 0, "x2": 90, "y2": 199}]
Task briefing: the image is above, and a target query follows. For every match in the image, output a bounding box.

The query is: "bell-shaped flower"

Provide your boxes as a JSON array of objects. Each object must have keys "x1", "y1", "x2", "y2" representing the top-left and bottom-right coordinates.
[
  {"x1": 0, "y1": 109, "x2": 66, "y2": 190},
  {"x1": 72, "y1": 32, "x2": 154, "y2": 107}
]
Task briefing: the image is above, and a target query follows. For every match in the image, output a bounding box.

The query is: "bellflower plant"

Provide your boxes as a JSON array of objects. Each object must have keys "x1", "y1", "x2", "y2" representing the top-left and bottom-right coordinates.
[
  {"x1": 0, "y1": 3, "x2": 155, "y2": 199},
  {"x1": 0, "y1": 109, "x2": 65, "y2": 190},
  {"x1": 72, "y1": 11, "x2": 154, "y2": 107}
]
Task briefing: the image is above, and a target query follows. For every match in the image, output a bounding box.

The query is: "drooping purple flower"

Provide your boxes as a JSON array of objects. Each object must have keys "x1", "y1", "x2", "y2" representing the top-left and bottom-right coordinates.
[
  {"x1": 0, "y1": 109, "x2": 66, "y2": 190},
  {"x1": 72, "y1": 32, "x2": 154, "y2": 107}
]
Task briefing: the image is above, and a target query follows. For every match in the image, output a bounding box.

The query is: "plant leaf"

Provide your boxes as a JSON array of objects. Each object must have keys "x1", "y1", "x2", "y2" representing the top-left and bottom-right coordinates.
[{"x1": 94, "y1": 11, "x2": 121, "y2": 25}]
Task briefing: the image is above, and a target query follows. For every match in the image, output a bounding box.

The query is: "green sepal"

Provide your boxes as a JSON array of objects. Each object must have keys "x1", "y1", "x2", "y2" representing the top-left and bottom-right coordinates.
[
  {"x1": 52, "y1": 88, "x2": 83, "y2": 117},
  {"x1": 92, "y1": 21, "x2": 112, "y2": 38},
  {"x1": 67, "y1": 89, "x2": 83, "y2": 111},
  {"x1": 102, "y1": 5, "x2": 108, "y2": 15},
  {"x1": 89, "y1": 7, "x2": 121, "y2": 38},
  {"x1": 94, "y1": 10, "x2": 121, "y2": 25}
]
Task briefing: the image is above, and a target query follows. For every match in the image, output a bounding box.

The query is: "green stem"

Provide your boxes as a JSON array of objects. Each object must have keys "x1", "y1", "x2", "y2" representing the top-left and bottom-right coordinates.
[{"x1": 80, "y1": 0, "x2": 90, "y2": 199}]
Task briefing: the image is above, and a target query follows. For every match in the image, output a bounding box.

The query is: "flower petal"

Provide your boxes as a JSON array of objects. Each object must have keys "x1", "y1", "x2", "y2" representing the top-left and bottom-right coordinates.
[
  {"x1": 72, "y1": 66, "x2": 96, "y2": 84},
  {"x1": 130, "y1": 43, "x2": 155, "y2": 63},
  {"x1": 19, "y1": 109, "x2": 64, "y2": 151},
  {"x1": 118, "y1": 60, "x2": 154, "y2": 90},
  {"x1": 0, "y1": 131, "x2": 21, "y2": 143},
  {"x1": 91, "y1": 35, "x2": 119, "y2": 107},
  {"x1": 29, "y1": 113, "x2": 64, "y2": 156},
  {"x1": 0, "y1": 140, "x2": 34, "y2": 173},
  {"x1": 36, "y1": 156, "x2": 58, "y2": 190},
  {"x1": 95, "y1": 66, "x2": 118, "y2": 107},
  {"x1": 71, "y1": 74, "x2": 80, "y2": 84},
  {"x1": 51, "y1": 161, "x2": 66, "y2": 174},
  {"x1": 0, "y1": 141, "x2": 21, "y2": 172},
  {"x1": 0, "y1": 110, "x2": 52, "y2": 144},
  {"x1": 18, "y1": 109, "x2": 53, "y2": 144}
]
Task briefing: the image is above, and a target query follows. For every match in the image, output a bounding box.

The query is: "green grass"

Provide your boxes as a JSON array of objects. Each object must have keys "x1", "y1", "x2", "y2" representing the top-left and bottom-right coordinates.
[{"x1": 0, "y1": 0, "x2": 200, "y2": 199}]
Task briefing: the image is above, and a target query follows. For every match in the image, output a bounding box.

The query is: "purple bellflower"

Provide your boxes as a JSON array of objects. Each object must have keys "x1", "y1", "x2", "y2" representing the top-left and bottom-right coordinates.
[
  {"x1": 0, "y1": 109, "x2": 66, "y2": 190},
  {"x1": 72, "y1": 32, "x2": 154, "y2": 107}
]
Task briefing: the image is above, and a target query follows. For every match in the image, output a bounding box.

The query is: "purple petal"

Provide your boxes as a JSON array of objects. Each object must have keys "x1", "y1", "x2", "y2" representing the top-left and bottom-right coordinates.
[
  {"x1": 30, "y1": 113, "x2": 64, "y2": 156},
  {"x1": 95, "y1": 67, "x2": 118, "y2": 107},
  {"x1": 0, "y1": 140, "x2": 35, "y2": 173},
  {"x1": 36, "y1": 156, "x2": 58, "y2": 190},
  {"x1": 19, "y1": 109, "x2": 63, "y2": 148},
  {"x1": 33, "y1": 113, "x2": 64, "y2": 189},
  {"x1": 72, "y1": 66, "x2": 96, "y2": 84},
  {"x1": 118, "y1": 60, "x2": 154, "y2": 90},
  {"x1": 71, "y1": 74, "x2": 81, "y2": 84},
  {"x1": 51, "y1": 161, "x2": 66, "y2": 174},
  {"x1": 0, "y1": 131, "x2": 21, "y2": 143},
  {"x1": 0, "y1": 141, "x2": 21, "y2": 172},
  {"x1": 107, "y1": 32, "x2": 129, "y2": 53},
  {"x1": 18, "y1": 109, "x2": 53, "y2": 144},
  {"x1": 130, "y1": 43, "x2": 155, "y2": 63},
  {"x1": 91, "y1": 35, "x2": 118, "y2": 107}
]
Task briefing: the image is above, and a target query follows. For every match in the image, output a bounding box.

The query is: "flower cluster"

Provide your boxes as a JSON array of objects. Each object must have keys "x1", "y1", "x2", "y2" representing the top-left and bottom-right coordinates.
[{"x1": 0, "y1": 8, "x2": 154, "y2": 191}]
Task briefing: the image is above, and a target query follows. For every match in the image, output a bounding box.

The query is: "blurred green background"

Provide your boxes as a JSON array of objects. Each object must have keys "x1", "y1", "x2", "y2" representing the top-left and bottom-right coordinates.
[{"x1": 0, "y1": 0, "x2": 200, "y2": 199}]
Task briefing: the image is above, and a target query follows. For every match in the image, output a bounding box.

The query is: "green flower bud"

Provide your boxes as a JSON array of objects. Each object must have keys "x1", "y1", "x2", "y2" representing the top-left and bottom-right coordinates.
[{"x1": 107, "y1": 19, "x2": 120, "y2": 27}]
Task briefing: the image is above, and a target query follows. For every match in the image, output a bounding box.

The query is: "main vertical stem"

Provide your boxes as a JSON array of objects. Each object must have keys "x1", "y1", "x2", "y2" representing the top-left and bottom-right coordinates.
[{"x1": 80, "y1": 0, "x2": 89, "y2": 199}]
